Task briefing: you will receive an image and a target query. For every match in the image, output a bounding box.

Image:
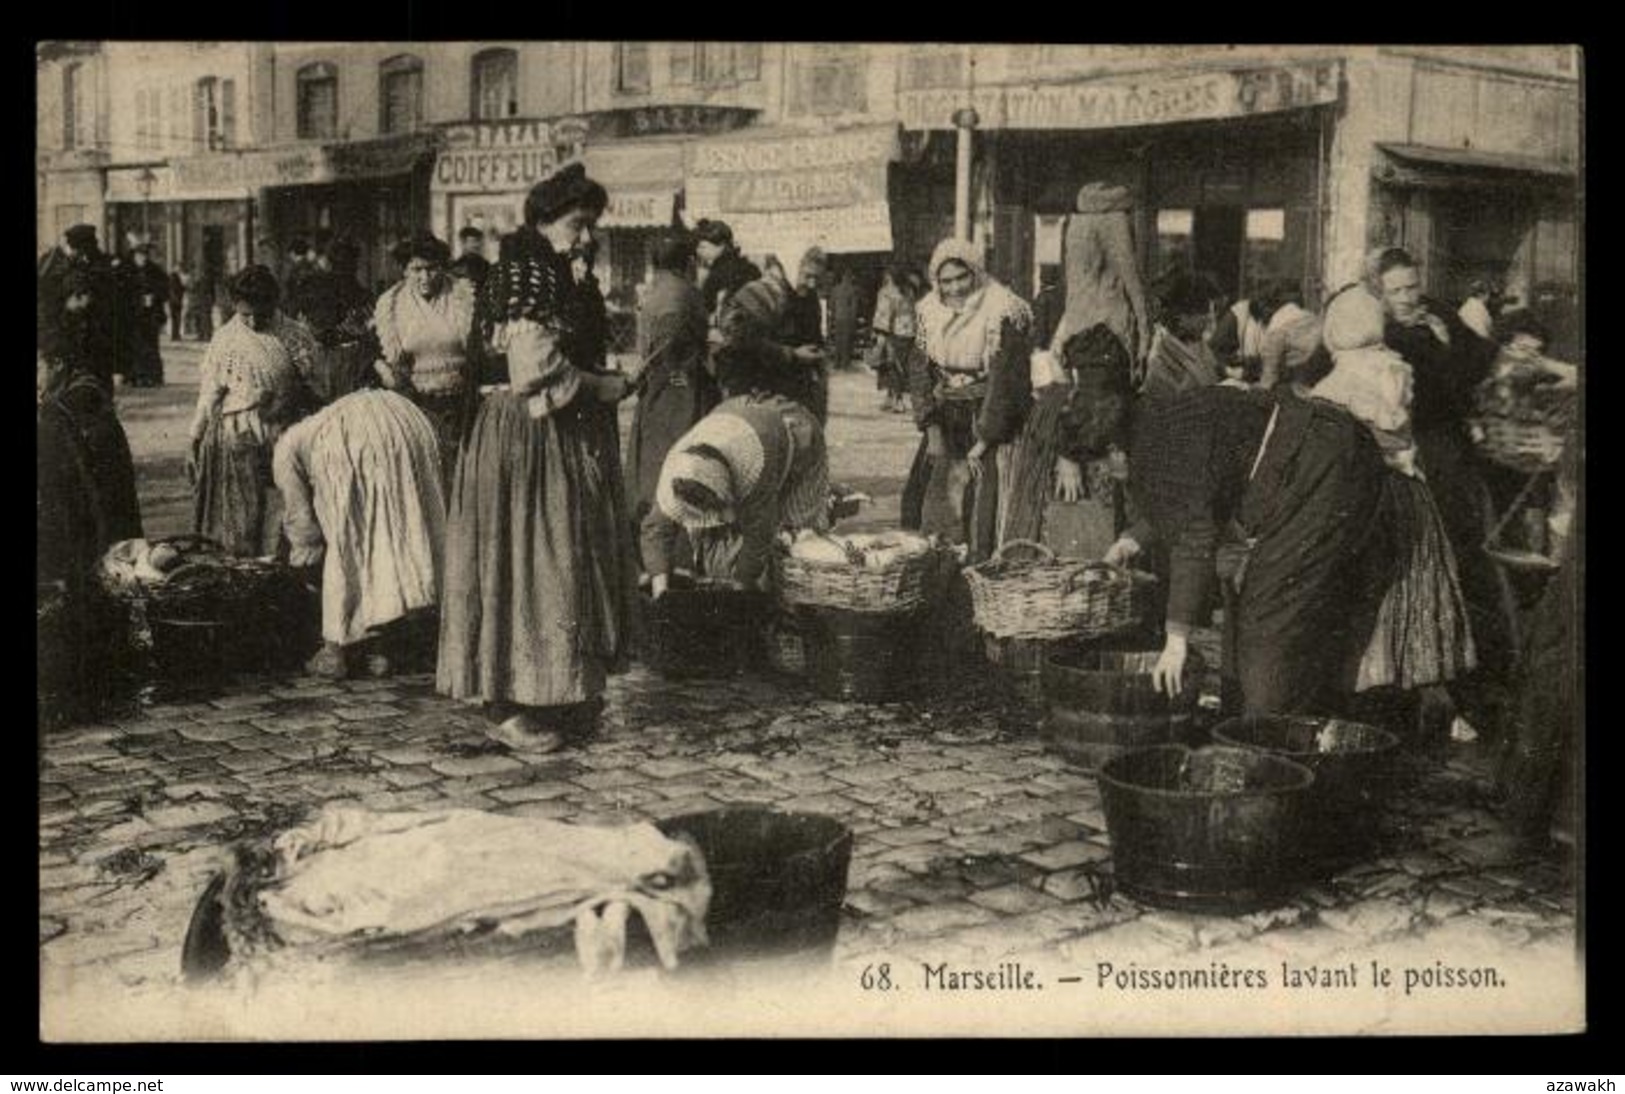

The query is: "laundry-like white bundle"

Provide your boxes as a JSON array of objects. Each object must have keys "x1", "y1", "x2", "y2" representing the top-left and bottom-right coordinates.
[{"x1": 255, "y1": 806, "x2": 712, "y2": 976}]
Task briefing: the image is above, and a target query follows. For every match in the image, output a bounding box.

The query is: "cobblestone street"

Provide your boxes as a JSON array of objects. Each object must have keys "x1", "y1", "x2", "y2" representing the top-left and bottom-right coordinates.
[{"x1": 39, "y1": 345, "x2": 1580, "y2": 1039}]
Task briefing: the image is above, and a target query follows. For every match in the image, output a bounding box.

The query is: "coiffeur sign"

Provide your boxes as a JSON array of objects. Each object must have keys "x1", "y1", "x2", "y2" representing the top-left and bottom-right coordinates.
[
  {"x1": 433, "y1": 120, "x2": 569, "y2": 194},
  {"x1": 897, "y1": 61, "x2": 1342, "y2": 130},
  {"x1": 686, "y1": 125, "x2": 900, "y2": 253}
]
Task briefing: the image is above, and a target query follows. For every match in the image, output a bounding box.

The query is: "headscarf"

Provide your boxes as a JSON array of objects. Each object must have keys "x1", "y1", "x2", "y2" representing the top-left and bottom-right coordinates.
[
  {"x1": 1322, "y1": 286, "x2": 1387, "y2": 353},
  {"x1": 655, "y1": 412, "x2": 768, "y2": 531},
  {"x1": 914, "y1": 238, "x2": 1033, "y2": 373}
]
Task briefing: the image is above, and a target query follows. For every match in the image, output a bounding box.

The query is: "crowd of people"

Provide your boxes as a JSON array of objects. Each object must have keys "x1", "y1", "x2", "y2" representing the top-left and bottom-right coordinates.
[{"x1": 35, "y1": 168, "x2": 1580, "y2": 852}]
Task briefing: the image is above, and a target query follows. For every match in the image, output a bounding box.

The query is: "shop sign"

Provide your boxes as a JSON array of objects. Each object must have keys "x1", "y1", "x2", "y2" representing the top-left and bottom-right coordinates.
[
  {"x1": 105, "y1": 166, "x2": 174, "y2": 204},
  {"x1": 718, "y1": 160, "x2": 887, "y2": 214},
  {"x1": 171, "y1": 147, "x2": 334, "y2": 197},
  {"x1": 688, "y1": 125, "x2": 899, "y2": 177},
  {"x1": 584, "y1": 105, "x2": 759, "y2": 141},
  {"x1": 328, "y1": 133, "x2": 440, "y2": 180},
  {"x1": 897, "y1": 62, "x2": 1341, "y2": 131},
  {"x1": 598, "y1": 189, "x2": 676, "y2": 228},
  {"x1": 434, "y1": 119, "x2": 566, "y2": 194},
  {"x1": 714, "y1": 201, "x2": 894, "y2": 256}
]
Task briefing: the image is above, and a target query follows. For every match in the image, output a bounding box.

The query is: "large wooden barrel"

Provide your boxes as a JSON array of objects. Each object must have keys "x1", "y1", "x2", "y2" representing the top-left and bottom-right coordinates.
[
  {"x1": 984, "y1": 634, "x2": 1088, "y2": 720},
  {"x1": 799, "y1": 605, "x2": 923, "y2": 703},
  {"x1": 639, "y1": 584, "x2": 771, "y2": 679},
  {"x1": 1099, "y1": 745, "x2": 1315, "y2": 913},
  {"x1": 1212, "y1": 715, "x2": 1402, "y2": 877},
  {"x1": 1039, "y1": 646, "x2": 1201, "y2": 771}
]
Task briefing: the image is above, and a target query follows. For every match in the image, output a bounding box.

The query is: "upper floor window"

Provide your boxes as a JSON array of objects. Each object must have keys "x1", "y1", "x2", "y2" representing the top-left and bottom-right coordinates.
[
  {"x1": 63, "y1": 62, "x2": 92, "y2": 150},
  {"x1": 297, "y1": 62, "x2": 338, "y2": 140},
  {"x1": 790, "y1": 45, "x2": 866, "y2": 116},
  {"x1": 195, "y1": 76, "x2": 236, "y2": 151},
  {"x1": 380, "y1": 54, "x2": 424, "y2": 134},
  {"x1": 136, "y1": 87, "x2": 160, "y2": 152},
  {"x1": 472, "y1": 48, "x2": 518, "y2": 119},
  {"x1": 614, "y1": 43, "x2": 650, "y2": 94},
  {"x1": 669, "y1": 43, "x2": 762, "y2": 88},
  {"x1": 167, "y1": 85, "x2": 186, "y2": 149}
]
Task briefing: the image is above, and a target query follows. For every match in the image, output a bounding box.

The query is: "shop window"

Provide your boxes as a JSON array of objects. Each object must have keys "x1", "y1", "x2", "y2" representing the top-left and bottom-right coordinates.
[
  {"x1": 380, "y1": 54, "x2": 424, "y2": 134},
  {"x1": 614, "y1": 43, "x2": 650, "y2": 95},
  {"x1": 667, "y1": 43, "x2": 760, "y2": 88},
  {"x1": 1242, "y1": 207, "x2": 1287, "y2": 296},
  {"x1": 1154, "y1": 208, "x2": 1195, "y2": 278},
  {"x1": 297, "y1": 62, "x2": 339, "y2": 140},
  {"x1": 790, "y1": 45, "x2": 866, "y2": 116},
  {"x1": 472, "y1": 48, "x2": 518, "y2": 119}
]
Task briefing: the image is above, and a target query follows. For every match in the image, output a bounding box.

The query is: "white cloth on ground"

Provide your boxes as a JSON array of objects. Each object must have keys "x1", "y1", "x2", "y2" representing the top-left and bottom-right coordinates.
[{"x1": 256, "y1": 806, "x2": 711, "y2": 975}]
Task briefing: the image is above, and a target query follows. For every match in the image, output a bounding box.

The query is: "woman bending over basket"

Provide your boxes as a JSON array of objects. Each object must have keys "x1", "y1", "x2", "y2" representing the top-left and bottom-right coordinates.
[
  {"x1": 273, "y1": 388, "x2": 446, "y2": 680},
  {"x1": 642, "y1": 393, "x2": 830, "y2": 595},
  {"x1": 1125, "y1": 384, "x2": 1394, "y2": 717}
]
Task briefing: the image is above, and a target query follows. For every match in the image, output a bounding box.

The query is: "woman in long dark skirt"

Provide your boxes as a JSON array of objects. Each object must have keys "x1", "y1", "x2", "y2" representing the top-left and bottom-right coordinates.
[{"x1": 436, "y1": 164, "x2": 639, "y2": 754}]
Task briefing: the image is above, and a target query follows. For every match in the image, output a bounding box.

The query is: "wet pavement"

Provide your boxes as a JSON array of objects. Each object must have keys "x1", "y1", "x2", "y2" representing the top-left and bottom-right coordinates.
[{"x1": 38, "y1": 346, "x2": 1580, "y2": 1038}]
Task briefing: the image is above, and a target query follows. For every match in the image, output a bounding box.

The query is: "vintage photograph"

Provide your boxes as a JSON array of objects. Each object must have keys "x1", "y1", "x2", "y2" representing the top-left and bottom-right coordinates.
[{"x1": 35, "y1": 42, "x2": 1582, "y2": 1040}]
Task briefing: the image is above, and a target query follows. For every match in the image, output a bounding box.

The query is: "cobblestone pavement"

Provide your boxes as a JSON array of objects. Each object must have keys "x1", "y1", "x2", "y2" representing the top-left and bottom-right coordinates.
[
  {"x1": 41, "y1": 346, "x2": 1578, "y2": 1035},
  {"x1": 39, "y1": 657, "x2": 1576, "y2": 1007}
]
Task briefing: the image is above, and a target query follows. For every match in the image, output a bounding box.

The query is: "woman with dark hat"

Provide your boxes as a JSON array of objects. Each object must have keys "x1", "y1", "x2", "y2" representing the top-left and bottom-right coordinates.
[
  {"x1": 374, "y1": 232, "x2": 479, "y2": 490},
  {"x1": 694, "y1": 218, "x2": 761, "y2": 323},
  {"x1": 297, "y1": 236, "x2": 378, "y2": 405},
  {"x1": 188, "y1": 264, "x2": 318, "y2": 557},
  {"x1": 437, "y1": 163, "x2": 640, "y2": 754}
]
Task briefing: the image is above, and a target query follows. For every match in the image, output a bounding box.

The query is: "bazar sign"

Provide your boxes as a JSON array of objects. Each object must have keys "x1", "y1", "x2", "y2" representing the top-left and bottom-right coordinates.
[
  {"x1": 689, "y1": 126, "x2": 898, "y2": 177},
  {"x1": 897, "y1": 63, "x2": 1342, "y2": 130},
  {"x1": 584, "y1": 105, "x2": 758, "y2": 141},
  {"x1": 718, "y1": 161, "x2": 887, "y2": 214},
  {"x1": 435, "y1": 120, "x2": 567, "y2": 193}
]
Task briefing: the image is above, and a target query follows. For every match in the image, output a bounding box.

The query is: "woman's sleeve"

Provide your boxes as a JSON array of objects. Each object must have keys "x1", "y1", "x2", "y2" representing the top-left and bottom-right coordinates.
[
  {"x1": 976, "y1": 315, "x2": 1035, "y2": 445},
  {"x1": 639, "y1": 503, "x2": 682, "y2": 579},
  {"x1": 504, "y1": 318, "x2": 583, "y2": 418},
  {"x1": 189, "y1": 342, "x2": 227, "y2": 442},
  {"x1": 1164, "y1": 512, "x2": 1217, "y2": 628},
  {"x1": 373, "y1": 287, "x2": 405, "y2": 367},
  {"x1": 779, "y1": 406, "x2": 832, "y2": 533},
  {"x1": 905, "y1": 340, "x2": 938, "y2": 429},
  {"x1": 271, "y1": 423, "x2": 324, "y2": 566}
]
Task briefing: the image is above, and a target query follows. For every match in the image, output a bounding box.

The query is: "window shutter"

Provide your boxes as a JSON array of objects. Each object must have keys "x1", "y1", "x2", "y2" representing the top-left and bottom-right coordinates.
[
  {"x1": 193, "y1": 81, "x2": 206, "y2": 150},
  {"x1": 221, "y1": 79, "x2": 236, "y2": 149},
  {"x1": 670, "y1": 43, "x2": 694, "y2": 85}
]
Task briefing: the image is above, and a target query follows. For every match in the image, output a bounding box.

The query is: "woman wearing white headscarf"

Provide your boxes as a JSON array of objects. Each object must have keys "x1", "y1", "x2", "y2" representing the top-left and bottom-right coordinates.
[
  {"x1": 1318, "y1": 285, "x2": 1476, "y2": 701},
  {"x1": 899, "y1": 238, "x2": 1035, "y2": 563}
]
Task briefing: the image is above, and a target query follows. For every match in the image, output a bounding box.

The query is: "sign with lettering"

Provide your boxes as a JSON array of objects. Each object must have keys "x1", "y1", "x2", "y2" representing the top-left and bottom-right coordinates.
[
  {"x1": 718, "y1": 161, "x2": 888, "y2": 214},
  {"x1": 105, "y1": 167, "x2": 174, "y2": 204},
  {"x1": 598, "y1": 189, "x2": 676, "y2": 229},
  {"x1": 584, "y1": 105, "x2": 758, "y2": 141},
  {"x1": 718, "y1": 201, "x2": 894, "y2": 256},
  {"x1": 171, "y1": 147, "x2": 336, "y2": 197},
  {"x1": 688, "y1": 125, "x2": 899, "y2": 177},
  {"x1": 328, "y1": 132, "x2": 441, "y2": 180},
  {"x1": 897, "y1": 63, "x2": 1342, "y2": 131},
  {"x1": 434, "y1": 120, "x2": 568, "y2": 194}
]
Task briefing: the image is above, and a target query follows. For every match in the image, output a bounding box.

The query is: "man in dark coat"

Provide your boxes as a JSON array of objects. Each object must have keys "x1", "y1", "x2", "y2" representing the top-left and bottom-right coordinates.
[
  {"x1": 297, "y1": 238, "x2": 379, "y2": 403},
  {"x1": 120, "y1": 243, "x2": 170, "y2": 387},
  {"x1": 450, "y1": 226, "x2": 491, "y2": 290},
  {"x1": 281, "y1": 236, "x2": 319, "y2": 323},
  {"x1": 714, "y1": 256, "x2": 825, "y2": 422},
  {"x1": 39, "y1": 225, "x2": 118, "y2": 389},
  {"x1": 694, "y1": 219, "x2": 761, "y2": 322},
  {"x1": 167, "y1": 267, "x2": 187, "y2": 341}
]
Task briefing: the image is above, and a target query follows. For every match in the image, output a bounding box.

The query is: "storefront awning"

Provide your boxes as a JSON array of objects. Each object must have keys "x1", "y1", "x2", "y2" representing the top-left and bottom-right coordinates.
[
  {"x1": 1375, "y1": 143, "x2": 1577, "y2": 187},
  {"x1": 684, "y1": 124, "x2": 900, "y2": 256},
  {"x1": 325, "y1": 130, "x2": 443, "y2": 181},
  {"x1": 581, "y1": 142, "x2": 684, "y2": 229}
]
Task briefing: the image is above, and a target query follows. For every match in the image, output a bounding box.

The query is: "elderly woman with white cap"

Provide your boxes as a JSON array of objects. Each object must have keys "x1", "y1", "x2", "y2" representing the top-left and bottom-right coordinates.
[{"x1": 640, "y1": 393, "x2": 830, "y2": 594}]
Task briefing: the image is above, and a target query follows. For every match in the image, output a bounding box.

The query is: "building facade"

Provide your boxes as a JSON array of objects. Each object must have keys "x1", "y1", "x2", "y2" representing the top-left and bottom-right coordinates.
[{"x1": 39, "y1": 43, "x2": 1581, "y2": 331}]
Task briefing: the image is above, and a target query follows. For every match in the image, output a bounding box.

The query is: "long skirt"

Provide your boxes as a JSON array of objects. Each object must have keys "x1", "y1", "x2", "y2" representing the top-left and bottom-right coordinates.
[
  {"x1": 901, "y1": 398, "x2": 1000, "y2": 564},
  {"x1": 1233, "y1": 399, "x2": 1392, "y2": 716},
  {"x1": 1355, "y1": 473, "x2": 1478, "y2": 692},
  {"x1": 194, "y1": 410, "x2": 281, "y2": 558},
  {"x1": 305, "y1": 391, "x2": 445, "y2": 647},
  {"x1": 436, "y1": 393, "x2": 638, "y2": 709},
  {"x1": 412, "y1": 390, "x2": 471, "y2": 496}
]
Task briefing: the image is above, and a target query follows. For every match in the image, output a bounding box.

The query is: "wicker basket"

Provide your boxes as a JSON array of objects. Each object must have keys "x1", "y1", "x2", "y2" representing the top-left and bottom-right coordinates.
[
  {"x1": 774, "y1": 536, "x2": 949, "y2": 614},
  {"x1": 965, "y1": 539, "x2": 1156, "y2": 641}
]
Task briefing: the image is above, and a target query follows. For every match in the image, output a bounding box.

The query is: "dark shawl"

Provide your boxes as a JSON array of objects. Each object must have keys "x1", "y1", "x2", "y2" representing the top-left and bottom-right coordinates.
[{"x1": 700, "y1": 249, "x2": 762, "y2": 318}]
